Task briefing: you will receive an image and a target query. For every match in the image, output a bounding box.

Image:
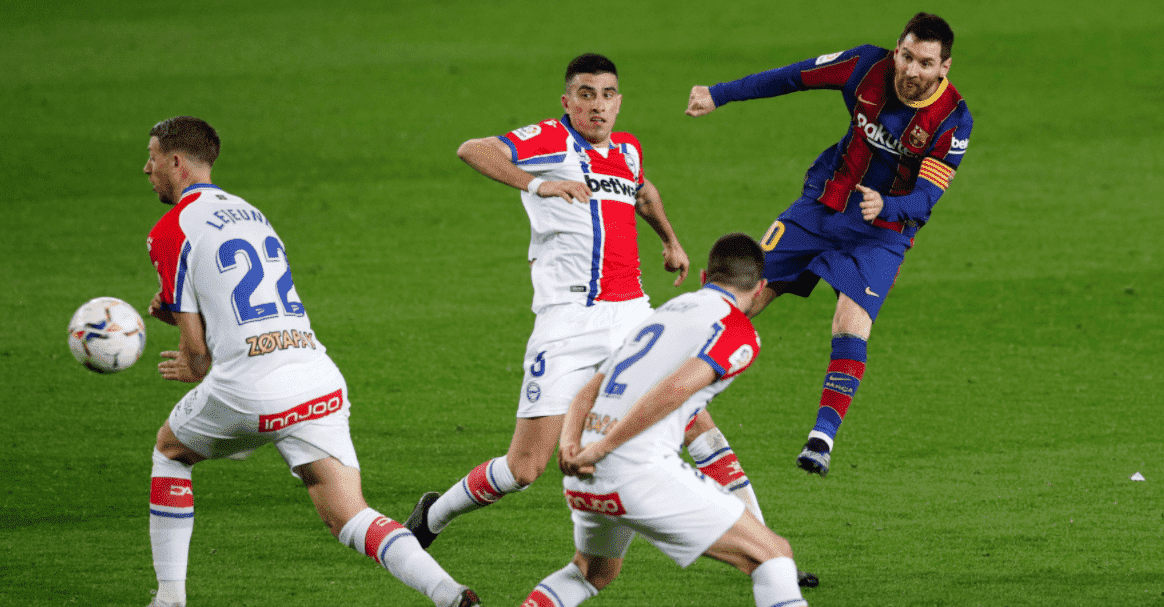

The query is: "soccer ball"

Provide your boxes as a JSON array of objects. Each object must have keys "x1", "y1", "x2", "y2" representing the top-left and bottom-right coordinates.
[{"x1": 68, "y1": 297, "x2": 147, "y2": 374}]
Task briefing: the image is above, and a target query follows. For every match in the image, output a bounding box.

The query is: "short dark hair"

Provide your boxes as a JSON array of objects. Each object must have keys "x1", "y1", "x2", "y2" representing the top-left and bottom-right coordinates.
[
  {"x1": 565, "y1": 53, "x2": 618, "y2": 88},
  {"x1": 149, "y1": 116, "x2": 220, "y2": 167},
  {"x1": 899, "y1": 12, "x2": 954, "y2": 61},
  {"x1": 705, "y1": 233, "x2": 764, "y2": 291}
]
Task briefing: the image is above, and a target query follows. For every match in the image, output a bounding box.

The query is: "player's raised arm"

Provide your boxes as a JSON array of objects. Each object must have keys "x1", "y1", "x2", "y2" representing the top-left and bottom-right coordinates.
[
  {"x1": 457, "y1": 136, "x2": 591, "y2": 204},
  {"x1": 685, "y1": 85, "x2": 717, "y2": 117},
  {"x1": 569, "y1": 358, "x2": 718, "y2": 470},
  {"x1": 635, "y1": 178, "x2": 689, "y2": 286}
]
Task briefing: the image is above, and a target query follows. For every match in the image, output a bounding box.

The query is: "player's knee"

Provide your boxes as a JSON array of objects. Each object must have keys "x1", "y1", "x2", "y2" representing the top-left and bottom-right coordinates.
[
  {"x1": 511, "y1": 465, "x2": 542, "y2": 487},
  {"x1": 573, "y1": 554, "x2": 621, "y2": 590},
  {"x1": 508, "y1": 455, "x2": 545, "y2": 487}
]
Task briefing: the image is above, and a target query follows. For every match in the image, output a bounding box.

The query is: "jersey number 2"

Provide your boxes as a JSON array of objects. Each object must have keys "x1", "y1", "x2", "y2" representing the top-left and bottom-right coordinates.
[
  {"x1": 217, "y1": 236, "x2": 305, "y2": 325},
  {"x1": 604, "y1": 324, "x2": 664, "y2": 397}
]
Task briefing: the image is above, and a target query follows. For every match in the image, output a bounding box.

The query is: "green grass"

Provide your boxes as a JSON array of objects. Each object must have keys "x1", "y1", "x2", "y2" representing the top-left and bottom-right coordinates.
[{"x1": 2, "y1": 0, "x2": 1162, "y2": 606}]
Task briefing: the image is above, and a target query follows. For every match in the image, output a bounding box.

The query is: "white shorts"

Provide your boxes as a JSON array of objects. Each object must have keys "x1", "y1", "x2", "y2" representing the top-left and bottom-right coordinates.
[
  {"x1": 563, "y1": 454, "x2": 745, "y2": 567},
  {"x1": 168, "y1": 375, "x2": 360, "y2": 477},
  {"x1": 517, "y1": 298, "x2": 652, "y2": 418}
]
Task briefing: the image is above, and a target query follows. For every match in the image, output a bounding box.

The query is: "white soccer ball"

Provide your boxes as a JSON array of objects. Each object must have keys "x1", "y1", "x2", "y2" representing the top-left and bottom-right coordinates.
[{"x1": 68, "y1": 297, "x2": 147, "y2": 374}]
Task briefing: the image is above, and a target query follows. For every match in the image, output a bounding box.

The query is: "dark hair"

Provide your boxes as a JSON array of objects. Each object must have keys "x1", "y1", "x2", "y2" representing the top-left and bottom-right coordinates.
[
  {"x1": 705, "y1": 233, "x2": 764, "y2": 291},
  {"x1": 565, "y1": 53, "x2": 618, "y2": 88},
  {"x1": 149, "y1": 116, "x2": 220, "y2": 167},
  {"x1": 899, "y1": 12, "x2": 954, "y2": 61}
]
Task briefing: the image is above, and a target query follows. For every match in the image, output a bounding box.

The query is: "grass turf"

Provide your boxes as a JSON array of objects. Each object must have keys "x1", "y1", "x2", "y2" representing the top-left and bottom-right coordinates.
[{"x1": 2, "y1": 1, "x2": 1161, "y2": 605}]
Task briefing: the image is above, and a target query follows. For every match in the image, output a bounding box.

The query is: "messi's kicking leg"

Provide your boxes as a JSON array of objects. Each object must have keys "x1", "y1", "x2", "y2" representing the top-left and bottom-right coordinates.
[
  {"x1": 797, "y1": 293, "x2": 871, "y2": 476},
  {"x1": 299, "y1": 457, "x2": 480, "y2": 607},
  {"x1": 407, "y1": 415, "x2": 563, "y2": 548}
]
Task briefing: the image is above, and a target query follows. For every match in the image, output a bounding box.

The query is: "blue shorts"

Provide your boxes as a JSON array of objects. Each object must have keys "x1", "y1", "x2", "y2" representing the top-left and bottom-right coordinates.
[{"x1": 759, "y1": 198, "x2": 909, "y2": 321}]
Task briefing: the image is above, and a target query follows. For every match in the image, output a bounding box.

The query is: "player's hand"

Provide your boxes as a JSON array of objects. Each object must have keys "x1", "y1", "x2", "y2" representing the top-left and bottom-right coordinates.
[
  {"x1": 662, "y1": 243, "x2": 690, "y2": 287},
  {"x1": 558, "y1": 442, "x2": 582, "y2": 476},
  {"x1": 855, "y1": 184, "x2": 884, "y2": 222},
  {"x1": 685, "y1": 86, "x2": 716, "y2": 117},
  {"x1": 537, "y1": 180, "x2": 592, "y2": 204},
  {"x1": 560, "y1": 443, "x2": 603, "y2": 477},
  {"x1": 149, "y1": 292, "x2": 177, "y2": 325},
  {"x1": 158, "y1": 351, "x2": 207, "y2": 383}
]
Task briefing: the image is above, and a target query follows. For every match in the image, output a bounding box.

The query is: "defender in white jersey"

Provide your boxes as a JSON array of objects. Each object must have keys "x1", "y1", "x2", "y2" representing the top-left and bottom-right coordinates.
[
  {"x1": 407, "y1": 56, "x2": 781, "y2": 564},
  {"x1": 141, "y1": 117, "x2": 479, "y2": 607},
  {"x1": 521, "y1": 234, "x2": 808, "y2": 607}
]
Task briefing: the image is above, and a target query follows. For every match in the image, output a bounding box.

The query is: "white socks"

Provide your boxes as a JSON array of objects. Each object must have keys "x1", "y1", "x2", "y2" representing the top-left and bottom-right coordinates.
[
  {"x1": 752, "y1": 557, "x2": 808, "y2": 607},
  {"x1": 429, "y1": 455, "x2": 522, "y2": 533},
  {"x1": 522, "y1": 562, "x2": 599, "y2": 607},
  {"x1": 687, "y1": 428, "x2": 766, "y2": 524},
  {"x1": 149, "y1": 448, "x2": 194, "y2": 604},
  {"x1": 338, "y1": 507, "x2": 463, "y2": 607}
]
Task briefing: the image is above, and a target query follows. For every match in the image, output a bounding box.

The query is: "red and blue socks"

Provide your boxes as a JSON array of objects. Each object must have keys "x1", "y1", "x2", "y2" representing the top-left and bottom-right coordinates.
[
  {"x1": 686, "y1": 427, "x2": 765, "y2": 525},
  {"x1": 149, "y1": 448, "x2": 194, "y2": 605},
  {"x1": 522, "y1": 562, "x2": 599, "y2": 607},
  {"x1": 809, "y1": 335, "x2": 867, "y2": 451},
  {"x1": 338, "y1": 507, "x2": 465, "y2": 606},
  {"x1": 427, "y1": 455, "x2": 522, "y2": 534}
]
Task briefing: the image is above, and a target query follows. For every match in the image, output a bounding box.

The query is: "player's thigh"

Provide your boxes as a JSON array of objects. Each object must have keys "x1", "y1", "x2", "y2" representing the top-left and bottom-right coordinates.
[
  {"x1": 166, "y1": 383, "x2": 271, "y2": 461},
  {"x1": 616, "y1": 459, "x2": 746, "y2": 568},
  {"x1": 518, "y1": 305, "x2": 614, "y2": 417},
  {"x1": 297, "y1": 456, "x2": 368, "y2": 532},
  {"x1": 571, "y1": 509, "x2": 636, "y2": 561},
  {"x1": 703, "y1": 509, "x2": 791, "y2": 574},
  {"x1": 759, "y1": 217, "x2": 829, "y2": 291},
  {"x1": 812, "y1": 243, "x2": 904, "y2": 323},
  {"x1": 506, "y1": 414, "x2": 565, "y2": 482}
]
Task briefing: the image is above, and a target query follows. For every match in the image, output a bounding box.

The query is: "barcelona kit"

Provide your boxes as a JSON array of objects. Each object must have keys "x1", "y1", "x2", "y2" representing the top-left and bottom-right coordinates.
[{"x1": 710, "y1": 44, "x2": 973, "y2": 319}]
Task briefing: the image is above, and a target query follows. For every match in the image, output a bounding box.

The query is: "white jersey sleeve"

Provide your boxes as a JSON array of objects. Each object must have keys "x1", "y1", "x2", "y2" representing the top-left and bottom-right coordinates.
[{"x1": 148, "y1": 184, "x2": 339, "y2": 400}]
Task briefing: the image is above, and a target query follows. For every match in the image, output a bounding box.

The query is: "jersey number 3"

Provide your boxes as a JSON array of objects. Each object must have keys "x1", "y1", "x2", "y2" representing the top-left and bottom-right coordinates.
[{"x1": 217, "y1": 236, "x2": 305, "y2": 325}]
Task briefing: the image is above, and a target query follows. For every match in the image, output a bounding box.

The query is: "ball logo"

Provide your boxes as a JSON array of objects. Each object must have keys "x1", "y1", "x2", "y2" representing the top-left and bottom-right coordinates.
[
  {"x1": 259, "y1": 389, "x2": 343, "y2": 432},
  {"x1": 564, "y1": 489, "x2": 627, "y2": 516}
]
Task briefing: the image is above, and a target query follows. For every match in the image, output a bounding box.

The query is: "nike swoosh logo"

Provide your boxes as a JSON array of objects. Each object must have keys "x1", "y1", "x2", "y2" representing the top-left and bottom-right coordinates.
[
  {"x1": 865, "y1": 287, "x2": 880, "y2": 297},
  {"x1": 858, "y1": 94, "x2": 876, "y2": 105},
  {"x1": 827, "y1": 374, "x2": 850, "y2": 382}
]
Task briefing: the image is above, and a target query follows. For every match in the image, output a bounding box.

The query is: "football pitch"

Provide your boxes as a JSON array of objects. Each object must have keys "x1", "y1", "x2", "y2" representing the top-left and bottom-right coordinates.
[{"x1": 2, "y1": 1, "x2": 1161, "y2": 605}]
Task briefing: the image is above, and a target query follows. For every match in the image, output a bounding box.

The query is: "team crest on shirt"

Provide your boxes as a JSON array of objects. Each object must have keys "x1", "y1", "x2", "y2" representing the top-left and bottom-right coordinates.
[
  {"x1": 623, "y1": 151, "x2": 638, "y2": 179},
  {"x1": 526, "y1": 381, "x2": 541, "y2": 402},
  {"x1": 908, "y1": 125, "x2": 930, "y2": 149}
]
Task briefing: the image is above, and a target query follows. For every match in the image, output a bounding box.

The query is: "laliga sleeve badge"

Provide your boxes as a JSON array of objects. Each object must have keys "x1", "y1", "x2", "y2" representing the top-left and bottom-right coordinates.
[{"x1": 526, "y1": 381, "x2": 542, "y2": 402}]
